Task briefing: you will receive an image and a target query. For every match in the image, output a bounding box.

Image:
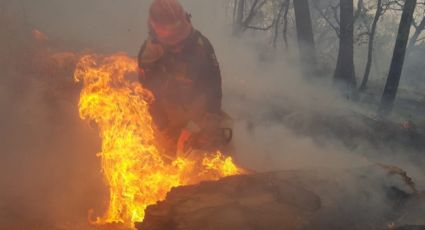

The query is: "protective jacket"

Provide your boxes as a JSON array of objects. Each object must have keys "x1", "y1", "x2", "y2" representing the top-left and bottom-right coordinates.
[{"x1": 138, "y1": 30, "x2": 222, "y2": 141}]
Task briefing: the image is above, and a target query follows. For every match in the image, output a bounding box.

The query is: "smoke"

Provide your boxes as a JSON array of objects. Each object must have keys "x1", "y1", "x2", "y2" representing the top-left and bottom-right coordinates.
[{"x1": 0, "y1": 0, "x2": 424, "y2": 229}]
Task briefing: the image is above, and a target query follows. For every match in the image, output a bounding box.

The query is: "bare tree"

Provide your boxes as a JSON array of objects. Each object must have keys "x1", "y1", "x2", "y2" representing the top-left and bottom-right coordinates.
[
  {"x1": 293, "y1": 0, "x2": 318, "y2": 77},
  {"x1": 359, "y1": 0, "x2": 385, "y2": 91},
  {"x1": 407, "y1": 1, "x2": 425, "y2": 51},
  {"x1": 231, "y1": 0, "x2": 295, "y2": 48},
  {"x1": 273, "y1": 0, "x2": 290, "y2": 48},
  {"x1": 233, "y1": 0, "x2": 271, "y2": 34},
  {"x1": 379, "y1": 0, "x2": 417, "y2": 115},
  {"x1": 313, "y1": 0, "x2": 341, "y2": 38}
]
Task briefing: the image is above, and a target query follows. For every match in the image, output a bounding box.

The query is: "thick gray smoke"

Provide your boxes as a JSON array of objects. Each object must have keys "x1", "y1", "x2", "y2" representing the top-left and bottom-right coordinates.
[{"x1": 0, "y1": 0, "x2": 423, "y2": 229}]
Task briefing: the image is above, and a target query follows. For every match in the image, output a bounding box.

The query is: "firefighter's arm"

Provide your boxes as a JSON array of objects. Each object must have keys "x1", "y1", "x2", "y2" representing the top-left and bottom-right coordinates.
[
  {"x1": 137, "y1": 38, "x2": 164, "y2": 85},
  {"x1": 138, "y1": 38, "x2": 169, "y2": 131},
  {"x1": 181, "y1": 38, "x2": 224, "y2": 151}
]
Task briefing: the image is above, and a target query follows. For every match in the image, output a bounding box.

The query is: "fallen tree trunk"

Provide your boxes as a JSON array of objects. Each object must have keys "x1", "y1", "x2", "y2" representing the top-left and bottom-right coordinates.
[{"x1": 136, "y1": 167, "x2": 424, "y2": 230}]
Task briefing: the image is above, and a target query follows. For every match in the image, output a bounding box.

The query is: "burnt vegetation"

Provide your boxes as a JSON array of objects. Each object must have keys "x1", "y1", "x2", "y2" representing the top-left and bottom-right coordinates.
[{"x1": 228, "y1": 0, "x2": 425, "y2": 153}]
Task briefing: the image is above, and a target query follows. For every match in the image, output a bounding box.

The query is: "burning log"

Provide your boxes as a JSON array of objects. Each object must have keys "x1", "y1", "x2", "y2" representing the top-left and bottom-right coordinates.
[{"x1": 136, "y1": 167, "x2": 424, "y2": 230}]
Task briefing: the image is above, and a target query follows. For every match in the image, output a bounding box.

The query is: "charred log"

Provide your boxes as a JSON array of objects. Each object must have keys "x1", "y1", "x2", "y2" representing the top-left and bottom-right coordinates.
[{"x1": 136, "y1": 167, "x2": 423, "y2": 230}]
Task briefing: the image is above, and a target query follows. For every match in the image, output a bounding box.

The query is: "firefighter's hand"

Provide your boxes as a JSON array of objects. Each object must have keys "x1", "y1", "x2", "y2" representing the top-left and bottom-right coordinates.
[{"x1": 176, "y1": 121, "x2": 202, "y2": 156}]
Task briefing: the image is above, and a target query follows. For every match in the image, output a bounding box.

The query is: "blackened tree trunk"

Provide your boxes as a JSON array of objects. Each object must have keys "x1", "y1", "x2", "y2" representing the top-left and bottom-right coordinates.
[
  {"x1": 359, "y1": 0, "x2": 383, "y2": 92},
  {"x1": 293, "y1": 0, "x2": 318, "y2": 77},
  {"x1": 334, "y1": 0, "x2": 357, "y2": 93},
  {"x1": 379, "y1": 0, "x2": 417, "y2": 115}
]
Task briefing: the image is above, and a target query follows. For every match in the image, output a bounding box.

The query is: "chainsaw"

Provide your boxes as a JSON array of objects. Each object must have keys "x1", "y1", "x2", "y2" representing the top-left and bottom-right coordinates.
[{"x1": 176, "y1": 113, "x2": 233, "y2": 158}]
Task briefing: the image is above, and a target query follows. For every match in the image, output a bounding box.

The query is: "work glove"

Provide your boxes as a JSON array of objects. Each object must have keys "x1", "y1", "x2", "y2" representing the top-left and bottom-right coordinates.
[{"x1": 177, "y1": 121, "x2": 201, "y2": 156}]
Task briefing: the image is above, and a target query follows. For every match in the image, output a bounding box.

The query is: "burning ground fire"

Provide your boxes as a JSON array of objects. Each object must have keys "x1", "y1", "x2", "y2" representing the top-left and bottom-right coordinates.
[{"x1": 74, "y1": 53, "x2": 243, "y2": 228}]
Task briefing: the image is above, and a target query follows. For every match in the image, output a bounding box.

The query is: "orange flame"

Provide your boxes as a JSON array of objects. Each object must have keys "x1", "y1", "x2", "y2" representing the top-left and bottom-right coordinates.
[{"x1": 74, "y1": 53, "x2": 242, "y2": 228}]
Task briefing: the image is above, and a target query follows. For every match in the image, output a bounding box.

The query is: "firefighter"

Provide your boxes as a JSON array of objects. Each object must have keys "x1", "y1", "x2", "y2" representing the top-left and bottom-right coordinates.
[{"x1": 138, "y1": 0, "x2": 231, "y2": 157}]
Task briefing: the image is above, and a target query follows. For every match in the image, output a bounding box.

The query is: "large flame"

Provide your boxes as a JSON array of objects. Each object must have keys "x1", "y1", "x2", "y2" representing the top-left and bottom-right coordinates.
[{"x1": 74, "y1": 53, "x2": 242, "y2": 228}]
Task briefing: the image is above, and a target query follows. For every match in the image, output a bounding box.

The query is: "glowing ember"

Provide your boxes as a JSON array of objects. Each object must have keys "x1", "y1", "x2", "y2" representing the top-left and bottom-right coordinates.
[{"x1": 74, "y1": 53, "x2": 242, "y2": 228}]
